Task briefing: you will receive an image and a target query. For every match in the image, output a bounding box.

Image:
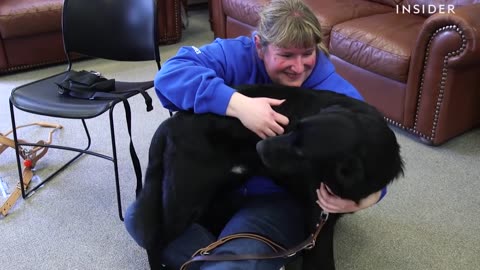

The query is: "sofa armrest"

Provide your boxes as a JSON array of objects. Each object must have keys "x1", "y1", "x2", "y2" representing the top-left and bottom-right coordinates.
[
  {"x1": 423, "y1": 4, "x2": 480, "y2": 68},
  {"x1": 408, "y1": 4, "x2": 480, "y2": 84},
  {"x1": 0, "y1": 38, "x2": 6, "y2": 70},
  {"x1": 210, "y1": 0, "x2": 227, "y2": 38},
  {"x1": 404, "y1": 4, "x2": 480, "y2": 145},
  {"x1": 156, "y1": 0, "x2": 182, "y2": 44}
]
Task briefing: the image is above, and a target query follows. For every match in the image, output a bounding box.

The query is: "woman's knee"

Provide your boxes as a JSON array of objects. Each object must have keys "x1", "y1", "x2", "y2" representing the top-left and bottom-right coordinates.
[
  {"x1": 220, "y1": 195, "x2": 306, "y2": 247},
  {"x1": 200, "y1": 236, "x2": 289, "y2": 270}
]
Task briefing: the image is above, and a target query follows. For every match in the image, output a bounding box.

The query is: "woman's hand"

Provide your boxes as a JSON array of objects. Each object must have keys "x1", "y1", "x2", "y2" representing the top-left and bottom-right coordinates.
[
  {"x1": 316, "y1": 183, "x2": 381, "y2": 213},
  {"x1": 226, "y1": 92, "x2": 289, "y2": 139}
]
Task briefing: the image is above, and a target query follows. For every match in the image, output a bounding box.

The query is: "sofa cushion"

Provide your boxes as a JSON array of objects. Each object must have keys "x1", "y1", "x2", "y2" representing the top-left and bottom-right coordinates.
[
  {"x1": 0, "y1": 0, "x2": 62, "y2": 39},
  {"x1": 369, "y1": 0, "x2": 403, "y2": 7},
  {"x1": 222, "y1": 0, "x2": 393, "y2": 45},
  {"x1": 330, "y1": 12, "x2": 424, "y2": 83},
  {"x1": 405, "y1": 0, "x2": 480, "y2": 7},
  {"x1": 304, "y1": 0, "x2": 394, "y2": 46},
  {"x1": 401, "y1": 0, "x2": 480, "y2": 17},
  {"x1": 222, "y1": 0, "x2": 268, "y2": 29}
]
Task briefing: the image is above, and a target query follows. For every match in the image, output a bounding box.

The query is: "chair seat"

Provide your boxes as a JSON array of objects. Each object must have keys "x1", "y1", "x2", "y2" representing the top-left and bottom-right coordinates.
[{"x1": 10, "y1": 71, "x2": 154, "y2": 119}]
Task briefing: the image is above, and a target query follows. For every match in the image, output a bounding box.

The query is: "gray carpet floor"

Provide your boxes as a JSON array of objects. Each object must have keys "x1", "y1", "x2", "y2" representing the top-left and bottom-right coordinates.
[{"x1": 1, "y1": 7, "x2": 480, "y2": 270}]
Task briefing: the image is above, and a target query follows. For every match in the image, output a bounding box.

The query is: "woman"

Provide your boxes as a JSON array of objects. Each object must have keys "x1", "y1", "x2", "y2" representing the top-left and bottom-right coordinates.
[{"x1": 126, "y1": 0, "x2": 386, "y2": 269}]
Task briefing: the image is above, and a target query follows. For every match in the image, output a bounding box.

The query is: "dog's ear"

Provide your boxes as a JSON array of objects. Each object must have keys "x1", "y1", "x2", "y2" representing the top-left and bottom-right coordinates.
[
  {"x1": 320, "y1": 154, "x2": 368, "y2": 203},
  {"x1": 296, "y1": 113, "x2": 360, "y2": 159},
  {"x1": 335, "y1": 155, "x2": 365, "y2": 189}
]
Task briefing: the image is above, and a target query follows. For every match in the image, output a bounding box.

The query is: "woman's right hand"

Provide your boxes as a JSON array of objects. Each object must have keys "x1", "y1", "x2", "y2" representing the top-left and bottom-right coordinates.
[{"x1": 226, "y1": 92, "x2": 289, "y2": 139}]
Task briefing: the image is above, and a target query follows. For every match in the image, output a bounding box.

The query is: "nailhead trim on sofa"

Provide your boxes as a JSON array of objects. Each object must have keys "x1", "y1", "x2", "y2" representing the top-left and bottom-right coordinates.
[{"x1": 385, "y1": 24, "x2": 467, "y2": 144}]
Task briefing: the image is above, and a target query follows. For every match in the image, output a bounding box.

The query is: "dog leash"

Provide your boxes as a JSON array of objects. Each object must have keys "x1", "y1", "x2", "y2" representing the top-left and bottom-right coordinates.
[
  {"x1": 0, "y1": 122, "x2": 62, "y2": 216},
  {"x1": 180, "y1": 211, "x2": 329, "y2": 270}
]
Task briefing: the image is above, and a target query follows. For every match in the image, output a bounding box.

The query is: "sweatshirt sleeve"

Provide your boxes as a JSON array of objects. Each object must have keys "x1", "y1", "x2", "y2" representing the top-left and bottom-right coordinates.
[
  {"x1": 377, "y1": 187, "x2": 388, "y2": 203},
  {"x1": 154, "y1": 43, "x2": 236, "y2": 115}
]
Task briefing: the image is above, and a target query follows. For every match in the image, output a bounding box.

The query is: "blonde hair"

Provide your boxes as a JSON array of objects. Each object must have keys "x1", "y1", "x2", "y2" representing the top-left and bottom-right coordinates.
[{"x1": 257, "y1": 0, "x2": 329, "y2": 55}]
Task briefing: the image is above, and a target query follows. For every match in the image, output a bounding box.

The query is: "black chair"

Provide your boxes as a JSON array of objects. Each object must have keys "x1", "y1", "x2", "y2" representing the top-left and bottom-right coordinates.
[{"x1": 9, "y1": 0, "x2": 161, "y2": 221}]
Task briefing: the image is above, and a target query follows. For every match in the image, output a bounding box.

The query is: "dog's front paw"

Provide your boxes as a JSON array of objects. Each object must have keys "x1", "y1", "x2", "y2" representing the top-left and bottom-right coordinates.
[{"x1": 125, "y1": 196, "x2": 164, "y2": 249}]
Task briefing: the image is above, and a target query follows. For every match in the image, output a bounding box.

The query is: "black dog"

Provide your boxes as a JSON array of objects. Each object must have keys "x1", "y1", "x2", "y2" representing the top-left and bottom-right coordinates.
[{"x1": 132, "y1": 84, "x2": 404, "y2": 270}]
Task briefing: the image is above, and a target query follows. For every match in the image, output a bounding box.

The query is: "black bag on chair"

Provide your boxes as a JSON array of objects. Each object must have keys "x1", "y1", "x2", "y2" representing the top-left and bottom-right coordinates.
[
  {"x1": 56, "y1": 70, "x2": 153, "y2": 112},
  {"x1": 56, "y1": 70, "x2": 116, "y2": 99}
]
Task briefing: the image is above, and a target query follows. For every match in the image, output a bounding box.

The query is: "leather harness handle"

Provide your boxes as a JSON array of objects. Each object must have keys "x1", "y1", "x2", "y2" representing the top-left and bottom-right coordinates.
[
  {"x1": 0, "y1": 122, "x2": 61, "y2": 216},
  {"x1": 180, "y1": 211, "x2": 329, "y2": 270}
]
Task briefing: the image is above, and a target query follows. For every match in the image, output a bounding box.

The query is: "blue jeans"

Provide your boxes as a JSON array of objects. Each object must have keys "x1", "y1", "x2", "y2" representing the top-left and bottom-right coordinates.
[{"x1": 125, "y1": 193, "x2": 306, "y2": 270}]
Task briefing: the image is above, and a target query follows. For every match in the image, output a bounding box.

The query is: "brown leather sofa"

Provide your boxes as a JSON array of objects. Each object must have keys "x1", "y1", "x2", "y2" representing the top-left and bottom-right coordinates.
[
  {"x1": 0, "y1": 0, "x2": 183, "y2": 74},
  {"x1": 210, "y1": 0, "x2": 480, "y2": 145}
]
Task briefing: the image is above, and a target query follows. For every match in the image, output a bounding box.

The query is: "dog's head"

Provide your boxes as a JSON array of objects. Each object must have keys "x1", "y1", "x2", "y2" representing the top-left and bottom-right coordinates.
[{"x1": 256, "y1": 105, "x2": 404, "y2": 202}]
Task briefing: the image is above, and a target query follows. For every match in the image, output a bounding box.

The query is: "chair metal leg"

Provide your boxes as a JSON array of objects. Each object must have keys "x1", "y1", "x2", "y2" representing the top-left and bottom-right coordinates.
[
  {"x1": 9, "y1": 99, "x2": 26, "y2": 198},
  {"x1": 9, "y1": 100, "x2": 126, "y2": 221},
  {"x1": 109, "y1": 107, "x2": 124, "y2": 221},
  {"x1": 10, "y1": 100, "x2": 92, "y2": 198},
  {"x1": 26, "y1": 120, "x2": 92, "y2": 197}
]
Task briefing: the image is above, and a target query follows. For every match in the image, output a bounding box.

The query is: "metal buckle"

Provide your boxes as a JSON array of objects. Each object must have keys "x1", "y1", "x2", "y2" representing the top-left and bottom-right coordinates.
[
  {"x1": 286, "y1": 251, "x2": 297, "y2": 258},
  {"x1": 320, "y1": 210, "x2": 329, "y2": 221},
  {"x1": 21, "y1": 148, "x2": 32, "y2": 161},
  {"x1": 90, "y1": 70, "x2": 102, "y2": 77},
  {"x1": 303, "y1": 241, "x2": 315, "y2": 250}
]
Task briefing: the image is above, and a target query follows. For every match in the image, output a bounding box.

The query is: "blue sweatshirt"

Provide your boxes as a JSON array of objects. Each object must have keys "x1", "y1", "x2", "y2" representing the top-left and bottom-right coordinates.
[{"x1": 154, "y1": 33, "x2": 386, "y2": 201}]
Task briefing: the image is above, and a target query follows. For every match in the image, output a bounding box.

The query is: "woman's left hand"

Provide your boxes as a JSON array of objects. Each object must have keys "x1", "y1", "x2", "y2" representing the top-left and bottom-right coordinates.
[{"x1": 316, "y1": 183, "x2": 381, "y2": 213}]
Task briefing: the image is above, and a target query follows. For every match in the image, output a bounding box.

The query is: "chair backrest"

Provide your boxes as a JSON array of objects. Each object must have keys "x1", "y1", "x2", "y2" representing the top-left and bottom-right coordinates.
[{"x1": 62, "y1": 0, "x2": 160, "y2": 65}]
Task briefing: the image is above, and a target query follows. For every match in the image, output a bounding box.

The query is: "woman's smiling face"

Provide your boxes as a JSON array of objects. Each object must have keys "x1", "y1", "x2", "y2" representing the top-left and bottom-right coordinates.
[{"x1": 255, "y1": 35, "x2": 317, "y2": 87}]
